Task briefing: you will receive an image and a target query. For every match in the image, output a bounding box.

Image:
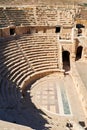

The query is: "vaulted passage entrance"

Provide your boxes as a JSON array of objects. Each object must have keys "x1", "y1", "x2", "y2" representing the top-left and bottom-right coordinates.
[
  {"x1": 55, "y1": 26, "x2": 61, "y2": 33},
  {"x1": 62, "y1": 51, "x2": 70, "y2": 71},
  {"x1": 10, "y1": 28, "x2": 15, "y2": 35},
  {"x1": 76, "y1": 46, "x2": 83, "y2": 61}
]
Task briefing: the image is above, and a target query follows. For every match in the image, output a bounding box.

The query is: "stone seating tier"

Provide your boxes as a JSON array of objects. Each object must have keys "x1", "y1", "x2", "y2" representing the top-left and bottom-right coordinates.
[
  {"x1": 0, "y1": 6, "x2": 77, "y2": 28},
  {"x1": 0, "y1": 77, "x2": 21, "y2": 108},
  {"x1": 0, "y1": 34, "x2": 59, "y2": 88}
]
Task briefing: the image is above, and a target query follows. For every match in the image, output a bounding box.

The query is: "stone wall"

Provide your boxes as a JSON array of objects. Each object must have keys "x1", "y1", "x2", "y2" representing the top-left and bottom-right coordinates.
[
  {"x1": 16, "y1": 26, "x2": 30, "y2": 35},
  {"x1": 1, "y1": 27, "x2": 10, "y2": 37},
  {"x1": 71, "y1": 63, "x2": 87, "y2": 117}
]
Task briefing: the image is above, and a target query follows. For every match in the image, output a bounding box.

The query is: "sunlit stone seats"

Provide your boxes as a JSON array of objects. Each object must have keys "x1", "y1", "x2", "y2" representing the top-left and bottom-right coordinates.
[{"x1": 0, "y1": 34, "x2": 59, "y2": 88}]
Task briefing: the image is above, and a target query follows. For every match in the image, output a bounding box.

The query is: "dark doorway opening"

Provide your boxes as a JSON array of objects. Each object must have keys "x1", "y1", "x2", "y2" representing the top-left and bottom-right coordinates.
[
  {"x1": 76, "y1": 24, "x2": 85, "y2": 28},
  {"x1": 62, "y1": 51, "x2": 70, "y2": 72},
  {"x1": 55, "y1": 26, "x2": 61, "y2": 33},
  {"x1": 10, "y1": 28, "x2": 15, "y2": 35},
  {"x1": 75, "y1": 46, "x2": 83, "y2": 61},
  {"x1": 76, "y1": 24, "x2": 85, "y2": 36}
]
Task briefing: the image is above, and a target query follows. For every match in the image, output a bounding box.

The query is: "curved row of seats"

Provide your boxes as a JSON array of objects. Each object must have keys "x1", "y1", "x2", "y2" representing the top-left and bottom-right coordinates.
[
  {"x1": 0, "y1": 6, "x2": 77, "y2": 28},
  {"x1": 0, "y1": 33, "x2": 59, "y2": 108},
  {"x1": 0, "y1": 7, "x2": 9, "y2": 28},
  {"x1": 0, "y1": 40, "x2": 33, "y2": 87},
  {"x1": 36, "y1": 6, "x2": 58, "y2": 26},
  {"x1": 16, "y1": 34, "x2": 59, "y2": 71},
  {"x1": 4, "y1": 7, "x2": 36, "y2": 26},
  {"x1": 0, "y1": 76, "x2": 21, "y2": 108},
  {"x1": 0, "y1": 34, "x2": 59, "y2": 89}
]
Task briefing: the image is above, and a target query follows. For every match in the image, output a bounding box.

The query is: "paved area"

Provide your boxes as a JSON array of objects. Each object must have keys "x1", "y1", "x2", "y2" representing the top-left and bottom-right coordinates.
[
  {"x1": 0, "y1": 72, "x2": 86, "y2": 130},
  {"x1": 31, "y1": 73, "x2": 85, "y2": 120},
  {"x1": 76, "y1": 61, "x2": 87, "y2": 89},
  {"x1": 34, "y1": 76, "x2": 71, "y2": 115}
]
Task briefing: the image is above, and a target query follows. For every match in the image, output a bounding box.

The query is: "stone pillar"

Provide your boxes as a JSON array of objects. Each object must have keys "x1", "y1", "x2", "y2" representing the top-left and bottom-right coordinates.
[
  {"x1": 59, "y1": 44, "x2": 63, "y2": 70},
  {"x1": 81, "y1": 47, "x2": 85, "y2": 61},
  {"x1": 82, "y1": 28, "x2": 85, "y2": 36},
  {"x1": 71, "y1": 28, "x2": 74, "y2": 42},
  {"x1": 56, "y1": 34, "x2": 63, "y2": 70},
  {"x1": 71, "y1": 39, "x2": 77, "y2": 61}
]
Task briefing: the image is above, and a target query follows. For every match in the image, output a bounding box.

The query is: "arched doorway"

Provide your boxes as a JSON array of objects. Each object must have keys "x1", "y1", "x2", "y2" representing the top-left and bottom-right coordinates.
[
  {"x1": 75, "y1": 46, "x2": 83, "y2": 61},
  {"x1": 62, "y1": 51, "x2": 70, "y2": 72}
]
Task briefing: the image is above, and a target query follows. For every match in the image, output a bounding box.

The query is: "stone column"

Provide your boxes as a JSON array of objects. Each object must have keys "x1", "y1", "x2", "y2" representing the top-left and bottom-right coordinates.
[
  {"x1": 81, "y1": 46, "x2": 85, "y2": 61},
  {"x1": 57, "y1": 34, "x2": 63, "y2": 70},
  {"x1": 71, "y1": 39, "x2": 77, "y2": 61}
]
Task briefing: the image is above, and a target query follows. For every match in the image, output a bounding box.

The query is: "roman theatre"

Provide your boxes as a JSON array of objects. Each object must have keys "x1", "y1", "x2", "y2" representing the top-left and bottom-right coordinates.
[{"x1": 0, "y1": 0, "x2": 87, "y2": 130}]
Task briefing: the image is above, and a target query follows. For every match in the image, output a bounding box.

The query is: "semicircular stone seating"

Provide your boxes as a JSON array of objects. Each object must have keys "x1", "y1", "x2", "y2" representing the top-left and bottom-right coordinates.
[
  {"x1": 0, "y1": 34, "x2": 60, "y2": 108},
  {"x1": 0, "y1": 6, "x2": 76, "y2": 28}
]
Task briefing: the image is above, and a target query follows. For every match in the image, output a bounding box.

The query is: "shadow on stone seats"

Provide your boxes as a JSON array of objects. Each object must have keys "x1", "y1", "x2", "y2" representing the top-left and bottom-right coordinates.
[{"x1": 0, "y1": 37, "x2": 50, "y2": 130}]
